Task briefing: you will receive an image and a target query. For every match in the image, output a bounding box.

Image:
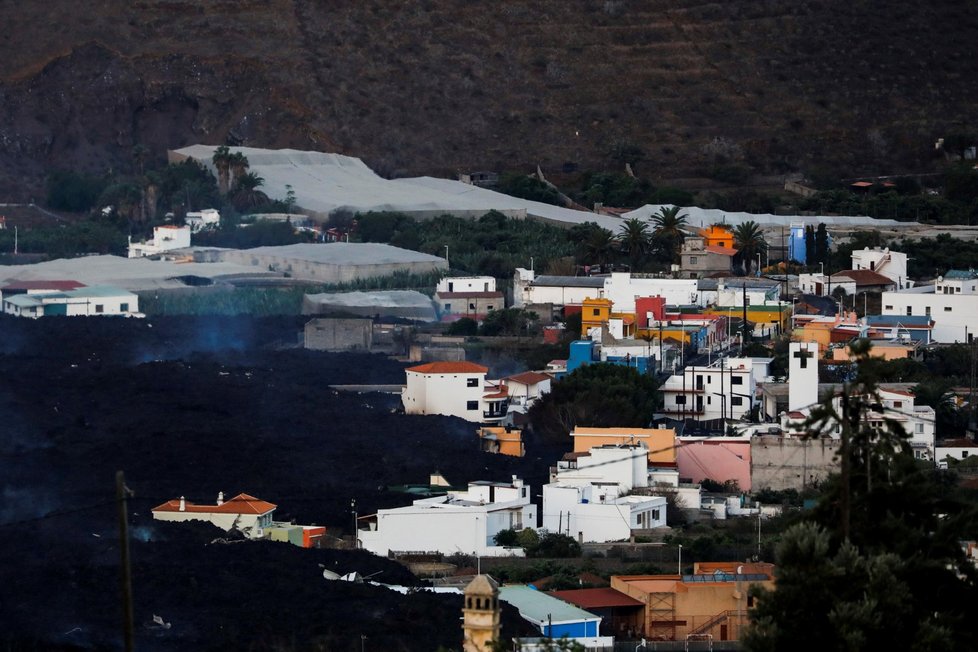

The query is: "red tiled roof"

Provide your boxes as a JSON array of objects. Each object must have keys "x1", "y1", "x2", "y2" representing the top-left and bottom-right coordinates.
[
  {"x1": 152, "y1": 493, "x2": 276, "y2": 515},
  {"x1": 2, "y1": 280, "x2": 85, "y2": 291},
  {"x1": 505, "y1": 371, "x2": 552, "y2": 385},
  {"x1": 435, "y1": 291, "x2": 505, "y2": 299},
  {"x1": 851, "y1": 181, "x2": 874, "y2": 187},
  {"x1": 831, "y1": 270, "x2": 894, "y2": 286},
  {"x1": 407, "y1": 361, "x2": 489, "y2": 374},
  {"x1": 939, "y1": 438, "x2": 978, "y2": 448},
  {"x1": 549, "y1": 587, "x2": 642, "y2": 609}
]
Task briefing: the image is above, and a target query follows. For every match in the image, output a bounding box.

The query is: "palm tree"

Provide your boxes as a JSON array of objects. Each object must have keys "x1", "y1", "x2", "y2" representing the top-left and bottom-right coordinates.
[
  {"x1": 212, "y1": 145, "x2": 232, "y2": 195},
  {"x1": 228, "y1": 151, "x2": 250, "y2": 189},
  {"x1": 733, "y1": 220, "x2": 767, "y2": 276},
  {"x1": 619, "y1": 217, "x2": 651, "y2": 271},
  {"x1": 582, "y1": 227, "x2": 617, "y2": 267},
  {"x1": 231, "y1": 172, "x2": 269, "y2": 211},
  {"x1": 652, "y1": 206, "x2": 688, "y2": 263}
]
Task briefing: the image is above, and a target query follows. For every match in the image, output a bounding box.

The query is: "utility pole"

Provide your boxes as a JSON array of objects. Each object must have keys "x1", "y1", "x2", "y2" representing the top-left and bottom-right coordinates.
[
  {"x1": 741, "y1": 284, "x2": 748, "y2": 354},
  {"x1": 116, "y1": 471, "x2": 134, "y2": 652},
  {"x1": 351, "y1": 498, "x2": 358, "y2": 548},
  {"x1": 840, "y1": 391, "x2": 852, "y2": 541}
]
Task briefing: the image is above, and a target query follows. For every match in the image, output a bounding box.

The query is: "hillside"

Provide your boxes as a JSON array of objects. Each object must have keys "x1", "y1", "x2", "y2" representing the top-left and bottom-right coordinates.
[{"x1": 0, "y1": 1, "x2": 976, "y2": 199}]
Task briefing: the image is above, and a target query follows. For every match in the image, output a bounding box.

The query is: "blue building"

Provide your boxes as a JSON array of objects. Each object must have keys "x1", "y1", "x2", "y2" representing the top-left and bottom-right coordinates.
[
  {"x1": 499, "y1": 585, "x2": 602, "y2": 639},
  {"x1": 566, "y1": 339, "x2": 654, "y2": 376},
  {"x1": 788, "y1": 223, "x2": 806, "y2": 264}
]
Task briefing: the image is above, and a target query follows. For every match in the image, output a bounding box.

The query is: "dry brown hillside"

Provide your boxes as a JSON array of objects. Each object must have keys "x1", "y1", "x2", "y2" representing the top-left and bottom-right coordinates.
[{"x1": 1, "y1": 0, "x2": 976, "y2": 198}]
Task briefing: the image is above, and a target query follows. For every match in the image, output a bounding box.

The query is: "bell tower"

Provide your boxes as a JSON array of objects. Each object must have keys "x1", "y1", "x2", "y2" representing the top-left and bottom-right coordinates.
[{"x1": 462, "y1": 574, "x2": 500, "y2": 652}]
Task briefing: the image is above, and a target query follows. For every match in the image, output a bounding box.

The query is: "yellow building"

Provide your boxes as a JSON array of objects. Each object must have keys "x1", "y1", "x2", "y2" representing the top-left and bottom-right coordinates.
[
  {"x1": 698, "y1": 224, "x2": 736, "y2": 250},
  {"x1": 611, "y1": 563, "x2": 775, "y2": 641},
  {"x1": 580, "y1": 297, "x2": 636, "y2": 338},
  {"x1": 830, "y1": 340, "x2": 919, "y2": 362},
  {"x1": 704, "y1": 305, "x2": 791, "y2": 336},
  {"x1": 571, "y1": 426, "x2": 677, "y2": 466},
  {"x1": 477, "y1": 426, "x2": 525, "y2": 457}
]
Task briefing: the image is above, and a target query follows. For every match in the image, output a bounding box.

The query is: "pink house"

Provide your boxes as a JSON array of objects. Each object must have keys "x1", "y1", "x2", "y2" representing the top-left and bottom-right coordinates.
[{"x1": 677, "y1": 436, "x2": 752, "y2": 491}]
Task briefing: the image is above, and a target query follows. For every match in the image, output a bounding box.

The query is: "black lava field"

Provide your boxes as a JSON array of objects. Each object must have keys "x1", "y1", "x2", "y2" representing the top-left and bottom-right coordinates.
[{"x1": 0, "y1": 316, "x2": 551, "y2": 651}]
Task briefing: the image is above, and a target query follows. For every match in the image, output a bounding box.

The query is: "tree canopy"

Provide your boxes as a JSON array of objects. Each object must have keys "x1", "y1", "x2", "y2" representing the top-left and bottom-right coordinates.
[{"x1": 528, "y1": 363, "x2": 661, "y2": 443}]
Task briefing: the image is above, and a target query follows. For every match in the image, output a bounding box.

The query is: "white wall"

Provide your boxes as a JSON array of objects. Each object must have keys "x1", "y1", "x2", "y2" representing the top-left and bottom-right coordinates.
[
  {"x1": 852, "y1": 248, "x2": 909, "y2": 287},
  {"x1": 937, "y1": 446, "x2": 978, "y2": 461},
  {"x1": 542, "y1": 485, "x2": 666, "y2": 543},
  {"x1": 660, "y1": 361, "x2": 756, "y2": 421},
  {"x1": 881, "y1": 288, "x2": 978, "y2": 343},
  {"x1": 603, "y1": 274, "x2": 700, "y2": 312},
  {"x1": 553, "y1": 446, "x2": 649, "y2": 491},
  {"x1": 402, "y1": 370, "x2": 486, "y2": 420},
  {"x1": 437, "y1": 276, "x2": 496, "y2": 293},
  {"x1": 152, "y1": 510, "x2": 271, "y2": 538}
]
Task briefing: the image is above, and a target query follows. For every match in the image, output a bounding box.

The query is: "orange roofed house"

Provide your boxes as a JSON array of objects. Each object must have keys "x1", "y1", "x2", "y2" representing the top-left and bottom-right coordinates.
[
  {"x1": 152, "y1": 492, "x2": 276, "y2": 538},
  {"x1": 611, "y1": 562, "x2": 775, "y2": 642},
  {"x1": 572, "y1": 426, "x2": 677, "y2": 467},
  {"x1": 402, "y1": 361, "x2": 509, "y2": 424}
]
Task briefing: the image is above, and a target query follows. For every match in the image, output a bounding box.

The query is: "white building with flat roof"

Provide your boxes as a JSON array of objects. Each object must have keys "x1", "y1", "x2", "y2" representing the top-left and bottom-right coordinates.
[
  {"x1": 2, "y1": 285, "x2": 139, "y2": 318},
  {"x1": 603, "y1": 273, "x2": 700, "y2": 312},
  {"x1": 881, "y1": 270, "x2": 978, "y2": 343},
  {"x1": 184, "y1": 208, "x2": 221, "y2": 232},
  {"x1": 128, "y1": 225, "x2": 192, "y2": 258},
  {"x1": 543, "y1": 444, "x2": 667, "y2": 543},
  {"x1": 437, "y1": 276, "x2": 496, "y2": 294},
  {"x1": 658, "y1": 357, "x2": 757, "y2": 422},
  {"x1": 358, "y1": 477, "x2": 535, "y2": 557},
  {"x1": 851, "y1": 247, "x2": 910, "y2": 289}
]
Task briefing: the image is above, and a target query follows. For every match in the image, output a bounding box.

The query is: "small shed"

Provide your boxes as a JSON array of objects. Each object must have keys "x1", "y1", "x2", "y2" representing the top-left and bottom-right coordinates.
[{"x1": 499, "y1": 585, "x2": 601, "y2": 639}]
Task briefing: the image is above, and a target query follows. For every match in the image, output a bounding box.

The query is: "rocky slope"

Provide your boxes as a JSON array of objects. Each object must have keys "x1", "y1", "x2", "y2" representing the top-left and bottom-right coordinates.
[{"x1": 1, "y1": 0, "x2": 976, "y2": 199}]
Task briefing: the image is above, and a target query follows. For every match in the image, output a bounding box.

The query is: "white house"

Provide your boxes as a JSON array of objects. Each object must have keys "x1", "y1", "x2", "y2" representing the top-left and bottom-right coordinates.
[
  {"x1": 658, "y1": 357, "x2": 757, "y2": 422},
  {"x1": 937, "y1": 438, "x2": 978, "y2": 463},
  {"x1": 881, "y1": 270, "x2": 978, "y2": 342},
  {"x1": 437, "y1": 276, "x2": 497, "y2": 294},
  {"x1": 184, "y1": 208, "x2": 221, "y2": 233},
  {"x1": 501, "y1": 371, "x2": 552, "y2": 413},
  {"x1": 602, "y1": 273, "x2": 700, "y2": 312},
  {"x1": 543, "y1": 444, "x2": 667, "y2": 543},
  {"x1": 151, "y1": 492, "x2": 276, "y2": 538},
  {"x1": 128, "y1": 225, "x2": 192, "y2": 258},
  {"x1": 358, "y1": 477, "x2": 536, "y2": 557},
  {"x1": 512, "y1": 269, "x2": 605, "y2": 309},
  {"x1": 402, "y1": 361, "x2": 508, "y2": 423},
  {"x1": 2, "y1": 285, "x2": 140, "y2": 318},
  {"x1": 851, "y1": 247, "x2": 910, "y2": 289}
]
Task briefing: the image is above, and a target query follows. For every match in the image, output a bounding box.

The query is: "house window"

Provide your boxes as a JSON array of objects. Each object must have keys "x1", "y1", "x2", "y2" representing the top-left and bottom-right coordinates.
[
  {"x1": 120, "y1": 303, "x2": 129, "y2": 312},
  {"x1": 925, "y1": 306, "x2": 931, "y2": 316},
  {"x1": 466, "y1": 400, "x2": 479, "y2": 410},
  {"x1": 732, "y1": 397, "x2": 744, "y2": 406},
  {"x1": 592, "y1": 308, "x2": 600, "y2": 316},
  {"x1": 916, "y1": 423, "x2": 924, "y2": 434},
  {"x1": 732, "y1": 376, "x2": 744, "y2": 385},
  {"x1": 885, "y1": 305, "x2": 893, "y2": 310},
  {"x1": 467, "y1": 378, "x2": 479, "y2": 387},
  {"x1": 945, "y1": 306, "x2": 952, "y2": 312},
  {"x1": 689, "y1": 256, "x2": 698, "y2": 264},
  {"x1": 652, "y1": 508, "x2": 660, "y2": 521},
  {"x1": 487, "y1": 305, "x2": 494, "y2": 310},
  {"x1": 469, "y1": 303, "x2": 476, "y2": 310},
  {"x1": 906, "y1": 306, "x2": 912, "y2": 316},
  {"x1": 95, "y1": 304, "x2": 104, "y2": 313},
  {"x1": 964, "y1": 451, "x2": 970, "y2": 458},
  {"x1": 675, "y1": 396, "x2": 687, "y2": 405},
  {"x1": 444, "y1": 303, "x2": 451, "y2": 310},
  {"x1": 511, "y1": 512, "x2": 523, "y2": 529},
  {"x1": 707, "y1": 397, "x2": 712, "y2": 405},
  {"x1": 893, "y1": 400, "x2": 903, "y2": 408}
]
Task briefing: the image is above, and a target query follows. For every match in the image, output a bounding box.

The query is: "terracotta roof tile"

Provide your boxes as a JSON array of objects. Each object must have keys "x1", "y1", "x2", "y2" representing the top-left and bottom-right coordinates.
[
  {"x1": 407, "y1": 361, "x2": 489, "y2": 374},
  {"x1": 152, "y1": 493, "x2": 276, "y2": 515},
  {"x1": 505, "y1": 371, "x2": 552, "y2": 385}
]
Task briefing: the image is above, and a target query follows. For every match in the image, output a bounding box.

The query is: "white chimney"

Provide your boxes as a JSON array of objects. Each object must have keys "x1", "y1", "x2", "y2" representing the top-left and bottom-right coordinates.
[
  {"x1": 217, "y1": 491, "x2": 224, "y2": 506},
  {"x1": 179, "y1": 496, "x2": 186, "y2": 512}
]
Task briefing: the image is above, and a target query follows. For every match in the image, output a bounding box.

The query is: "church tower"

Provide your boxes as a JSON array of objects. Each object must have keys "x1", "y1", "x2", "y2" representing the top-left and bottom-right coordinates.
[{"x1": 462, "y1": 574, "x2": 500, "y2": 652}]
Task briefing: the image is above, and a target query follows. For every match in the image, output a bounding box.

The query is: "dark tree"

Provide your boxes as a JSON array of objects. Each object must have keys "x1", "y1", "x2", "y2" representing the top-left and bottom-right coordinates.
[
  {"x1": 814, "y1": 223, "x2": 829, "y2": 264},
  {"x1": 528, "y1": 363, "x2": 661, "y2": 443}
]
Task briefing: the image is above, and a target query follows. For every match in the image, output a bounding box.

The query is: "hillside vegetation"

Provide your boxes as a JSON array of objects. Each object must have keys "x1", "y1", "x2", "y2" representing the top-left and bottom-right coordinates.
[{"x1": 0, "y1": 1, "x2": 976, "y2": 198}]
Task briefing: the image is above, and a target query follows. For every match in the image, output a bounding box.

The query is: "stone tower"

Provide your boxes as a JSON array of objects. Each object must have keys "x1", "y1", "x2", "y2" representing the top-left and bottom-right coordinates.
[{"x1": 462, "y1": 574, "x2": 500, "y2": 652}]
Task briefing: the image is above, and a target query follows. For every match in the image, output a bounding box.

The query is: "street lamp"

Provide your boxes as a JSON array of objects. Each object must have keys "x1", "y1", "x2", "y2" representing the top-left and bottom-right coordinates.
[
  {"x1": 678, "y1": 543, "x2": 683, "y2": 576},
  {"x1": 351, "y1": 498, "x2": 357, "y2": 548},
  {"x1": 444, "y1": 245, "x2": 449, "y2": 268}
]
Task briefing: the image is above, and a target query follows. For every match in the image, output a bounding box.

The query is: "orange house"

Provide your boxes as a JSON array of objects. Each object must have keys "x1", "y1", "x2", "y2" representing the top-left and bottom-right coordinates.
[
  {"x1": 581, "y1": 297, "x2": 614, "y2": 337},
  {"x1": 571, "y1": 426, "x2": 677, "y2": 466},
  {"x1": 478, "y1": 426, "x2": 525, "y2": 457},
  {"x1": 611, "y1": 562, "x2": 775, "y2": 641},
  {"x1": 698, "y1": 225, "x2": 736, "y2": 251}
]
